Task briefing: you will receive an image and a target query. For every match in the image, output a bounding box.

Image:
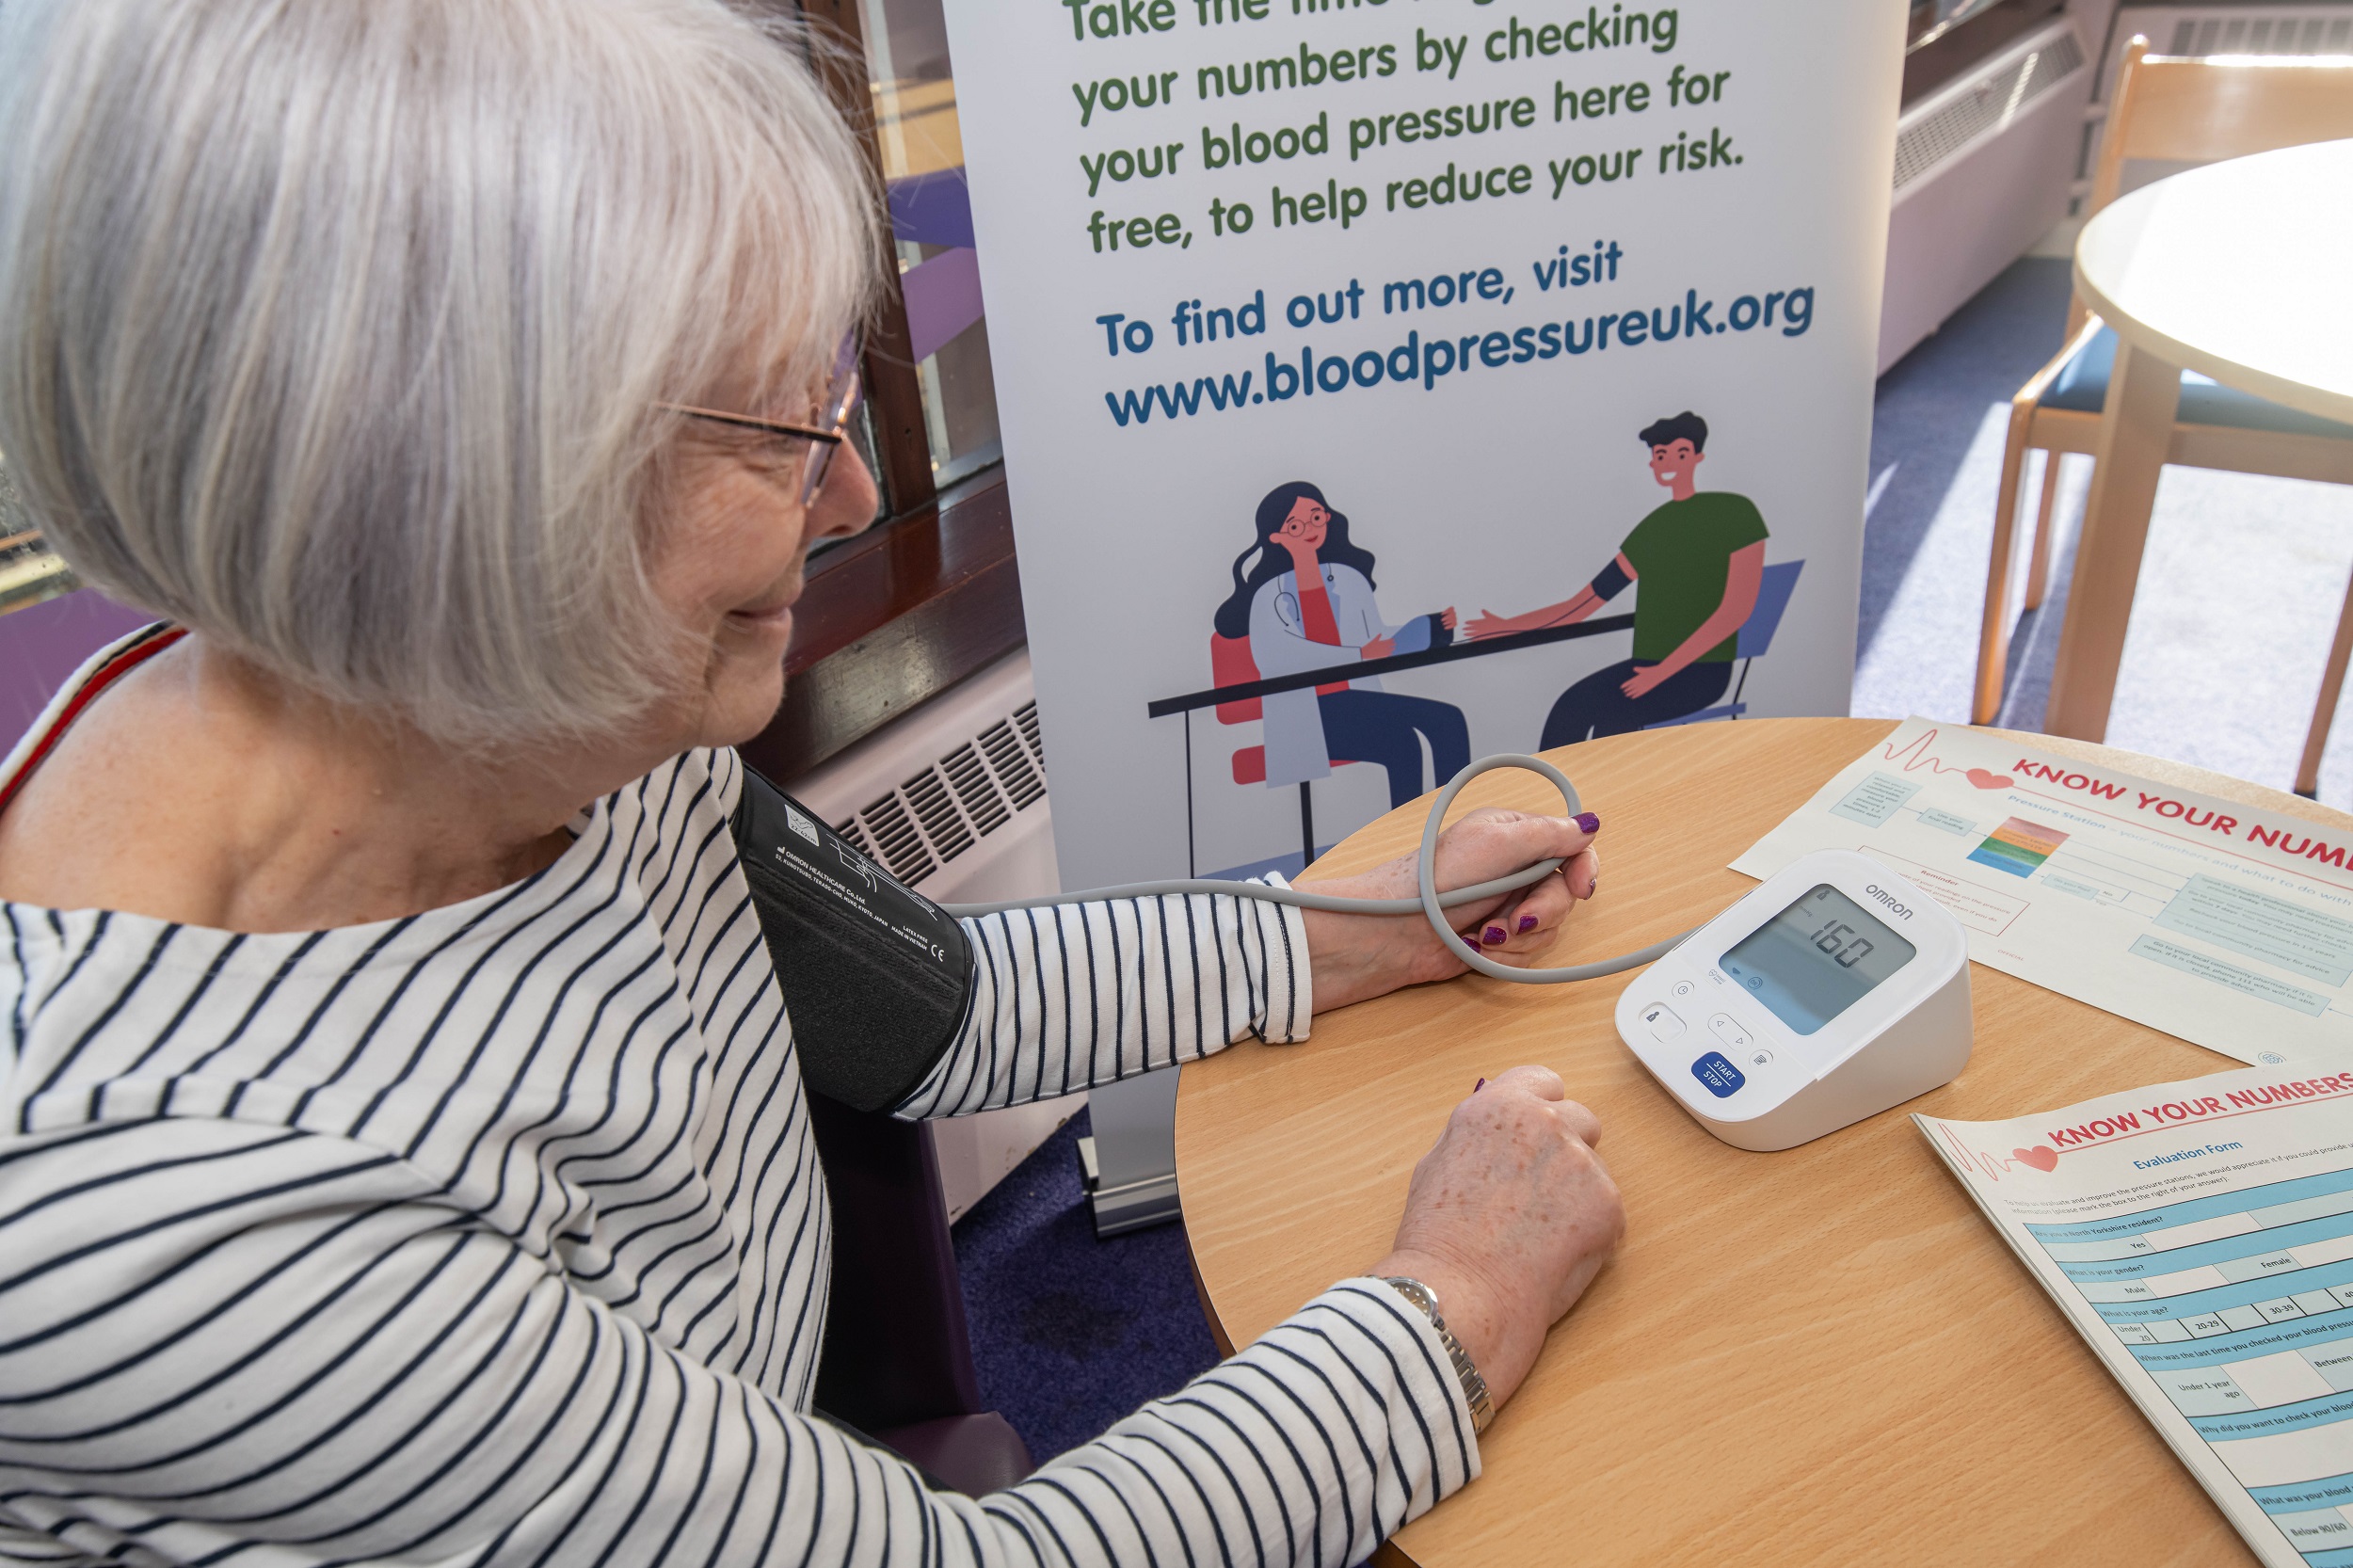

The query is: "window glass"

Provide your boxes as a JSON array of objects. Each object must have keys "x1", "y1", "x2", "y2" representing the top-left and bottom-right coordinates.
[
  {"x1": 860, "y1": 0, "x2": 1002, "y2": 492},
  {"x1": 1904, "y1": 0, "x2": 2011, "y2": 52},
  {"x1": 0, "y1": 455, "x2": 75, "y2": 617}
]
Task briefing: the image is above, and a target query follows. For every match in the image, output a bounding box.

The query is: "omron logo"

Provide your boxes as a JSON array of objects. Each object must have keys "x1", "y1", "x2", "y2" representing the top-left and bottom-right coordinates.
[{"x1": 1865, "y1": 884, "x2": 1912, "y2": 920}]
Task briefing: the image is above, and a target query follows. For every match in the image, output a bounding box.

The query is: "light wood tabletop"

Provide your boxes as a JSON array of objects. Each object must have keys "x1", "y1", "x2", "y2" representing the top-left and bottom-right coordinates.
[
  {"x1": 2074, "y1": 138, "x2": 2353, "y2": 429},
  {"x1": 1174, "y1": 717, "x2": 2353, "y2": 1568}
]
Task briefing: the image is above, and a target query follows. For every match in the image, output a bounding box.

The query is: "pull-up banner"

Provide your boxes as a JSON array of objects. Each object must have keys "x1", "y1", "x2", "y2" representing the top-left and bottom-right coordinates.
[{"x1": 943, "y1": 0, "x2": 1904, "y2": 888}]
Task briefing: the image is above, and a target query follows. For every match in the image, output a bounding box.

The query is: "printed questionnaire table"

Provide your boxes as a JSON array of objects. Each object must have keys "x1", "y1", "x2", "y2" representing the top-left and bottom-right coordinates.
[{"x1": 2038, "y1": 1165, "x2": 2353, "y2": 1565}]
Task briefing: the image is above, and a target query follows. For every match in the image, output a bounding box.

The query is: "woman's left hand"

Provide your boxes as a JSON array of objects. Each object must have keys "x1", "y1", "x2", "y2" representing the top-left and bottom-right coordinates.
[{"x1": 1298, "y1": 807, "x2": 1601, "y2": 1014}]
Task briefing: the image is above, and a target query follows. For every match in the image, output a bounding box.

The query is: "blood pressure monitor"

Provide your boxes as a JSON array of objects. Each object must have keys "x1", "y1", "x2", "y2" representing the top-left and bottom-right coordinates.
[{"x1": 1615, "y1": 849, "x2": 1973, "y2": 1151}]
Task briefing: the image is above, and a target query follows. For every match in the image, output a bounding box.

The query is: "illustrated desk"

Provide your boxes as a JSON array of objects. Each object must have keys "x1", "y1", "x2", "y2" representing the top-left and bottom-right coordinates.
[{"x1": 1174, "y1": 717, "x2": 2353, "y2": 1566}]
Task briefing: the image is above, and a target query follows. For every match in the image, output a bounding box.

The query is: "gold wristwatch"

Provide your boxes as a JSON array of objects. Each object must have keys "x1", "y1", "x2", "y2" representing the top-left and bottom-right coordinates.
[{"x1": 1380, "y1": 1276, "x2": 1496, "y2": 1434}]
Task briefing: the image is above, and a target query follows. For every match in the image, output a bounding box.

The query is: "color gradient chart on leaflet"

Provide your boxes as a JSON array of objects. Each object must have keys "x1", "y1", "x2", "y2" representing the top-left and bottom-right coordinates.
[{"x1": 1969, "y1": 817, "x2": 2068, "y2": 878}]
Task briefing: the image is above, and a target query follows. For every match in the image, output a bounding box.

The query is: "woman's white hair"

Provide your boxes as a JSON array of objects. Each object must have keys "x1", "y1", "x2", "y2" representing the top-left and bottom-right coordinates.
[{"x1": 0, "y1": 0, "x2": 877, "y2": 744}]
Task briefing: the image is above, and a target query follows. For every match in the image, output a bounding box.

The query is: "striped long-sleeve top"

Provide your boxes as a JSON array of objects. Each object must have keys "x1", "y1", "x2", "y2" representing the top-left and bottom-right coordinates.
[{"x1": 0, "y1": 632, "x2": 1478, "y2": 1567}]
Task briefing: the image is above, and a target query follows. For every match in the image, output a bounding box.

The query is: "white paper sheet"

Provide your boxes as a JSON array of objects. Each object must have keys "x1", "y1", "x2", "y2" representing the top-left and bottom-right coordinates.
[
  {"x1": 1919, "y1": 1058, "x2": 2353, "y2": 1568},
  {"x1": 1734, "y1": 718, "x2": 2353, "y2": 1064}
]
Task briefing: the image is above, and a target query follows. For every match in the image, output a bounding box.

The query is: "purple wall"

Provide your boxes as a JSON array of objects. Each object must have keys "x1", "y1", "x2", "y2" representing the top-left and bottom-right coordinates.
[{"x1": 1, "y1": 589, "x2": 154, "y2": 756}]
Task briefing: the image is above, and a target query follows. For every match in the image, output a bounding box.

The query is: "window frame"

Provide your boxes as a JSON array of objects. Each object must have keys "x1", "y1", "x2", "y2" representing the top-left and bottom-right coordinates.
[{"x1": 749, "y1": 0, "x2": 1022, "y2": 779}]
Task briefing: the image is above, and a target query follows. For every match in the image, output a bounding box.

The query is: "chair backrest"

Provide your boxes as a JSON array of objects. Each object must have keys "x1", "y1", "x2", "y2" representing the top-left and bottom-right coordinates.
[
  {"x1": 807, "y1": 1092, "x2": 984, "y2": 1432},
  {"x1": 2073, "y1": 41, "x2": 2353, "y2": 334},
  {"x1": 1735, "y1": 559, "x2": 1804, "y2": 661},
  {"x1": 1209, "y1": 632, "x2": 1262, "y2": 723},
  {"x1": 2094, "y1": 41, "x2": 2353, "y2": 213}
]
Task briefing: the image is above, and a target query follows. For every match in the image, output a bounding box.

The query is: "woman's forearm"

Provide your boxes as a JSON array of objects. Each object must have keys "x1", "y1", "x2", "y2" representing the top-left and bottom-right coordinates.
[
  {"x1": 898, "y1": 889, "x2": 1312, "y2": 1117},
  {"x1": 0, "y1": 1122, "x2": 1467, "y2": 1568}
]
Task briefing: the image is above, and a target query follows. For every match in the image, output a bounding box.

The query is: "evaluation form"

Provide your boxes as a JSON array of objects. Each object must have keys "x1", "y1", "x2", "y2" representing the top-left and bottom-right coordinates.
[
  {"x1": 1923, "y1": 1058, "x2": 2353, "y2": 1568},
  {"x1": 1735, "y1": 718, "x2": 2353, "y2": 1064}
]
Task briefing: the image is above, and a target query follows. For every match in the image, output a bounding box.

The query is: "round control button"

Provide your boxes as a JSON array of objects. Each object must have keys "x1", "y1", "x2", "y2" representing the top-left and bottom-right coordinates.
[
  {"x1": 1748, "y1": 1048, "x2": 1774, "y2": 1067},
  {"x1": 1672, "y1": 980, "x2": 1694, "y2": 999}
]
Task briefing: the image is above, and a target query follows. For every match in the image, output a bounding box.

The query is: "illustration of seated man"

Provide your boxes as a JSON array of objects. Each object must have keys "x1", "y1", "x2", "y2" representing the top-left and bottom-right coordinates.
[
  {"x1": 1468, "y1": 411, "x2": 1768, "y2": 745},
  {"x1": 1211, "y1": 480, "x2": 1467, "y2": 809}
]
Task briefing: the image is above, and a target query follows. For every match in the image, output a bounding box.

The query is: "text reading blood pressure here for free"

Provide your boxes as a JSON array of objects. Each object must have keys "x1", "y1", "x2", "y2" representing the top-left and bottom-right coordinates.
[
  {"x1": 1054, "y1": 4, "x2": 1733, "y2": 255},
  {"x1": 1096, "y1": 274, "x2": 1816, "y2": 427}
]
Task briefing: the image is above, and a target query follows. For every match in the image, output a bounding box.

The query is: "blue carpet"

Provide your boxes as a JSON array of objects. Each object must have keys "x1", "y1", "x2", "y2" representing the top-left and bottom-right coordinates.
[
  {"x1": 1860, "y1": 256, "x2": 2353, "y2": 798},
  {"x1": 1858, "y1": 257, "x2": 2077, "y2": 727},
  {"x1": 951, "y1": 1106, "x2": 1220, "y2": 1464}
]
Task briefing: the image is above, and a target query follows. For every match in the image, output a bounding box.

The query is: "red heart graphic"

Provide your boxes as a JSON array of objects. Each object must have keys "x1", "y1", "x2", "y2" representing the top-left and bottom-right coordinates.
[
  {"x1": 2013, "y1": 1145, "x2": 2059, "y2": 1172},
  {"x1": 1966, "y1": 768, "x2": 2014, "y2": 791}
]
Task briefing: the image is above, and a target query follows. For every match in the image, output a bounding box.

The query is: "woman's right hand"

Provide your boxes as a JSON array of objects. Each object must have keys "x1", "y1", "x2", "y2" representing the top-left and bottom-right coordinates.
[{"x1": 1369, "y1": 1065, "x2": 1625, "y2": 1413}]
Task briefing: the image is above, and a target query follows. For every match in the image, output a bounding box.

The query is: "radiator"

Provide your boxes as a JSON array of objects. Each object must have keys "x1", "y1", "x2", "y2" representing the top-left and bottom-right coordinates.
[
  {"x1": 1881, "y1": 15, "x2": 2096, "y2": 371},
  {"x1": 782, "y1": 648, "x2": 1075, "y2": 1223},
  {"x1": 2105, "y1": 4, "x2": 2353, "y2": 100}
]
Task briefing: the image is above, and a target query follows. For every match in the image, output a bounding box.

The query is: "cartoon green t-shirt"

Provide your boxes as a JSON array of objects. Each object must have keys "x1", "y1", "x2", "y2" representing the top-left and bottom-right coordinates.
[{"x1": 1617, "y1": 490, "x2": 1770, "y2": 664}]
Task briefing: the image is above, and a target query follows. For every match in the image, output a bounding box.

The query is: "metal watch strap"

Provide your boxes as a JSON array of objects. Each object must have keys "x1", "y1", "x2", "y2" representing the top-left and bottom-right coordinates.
[{"x1": 1379, "y1": 1276, "x2": 1495, "y2": 1434}]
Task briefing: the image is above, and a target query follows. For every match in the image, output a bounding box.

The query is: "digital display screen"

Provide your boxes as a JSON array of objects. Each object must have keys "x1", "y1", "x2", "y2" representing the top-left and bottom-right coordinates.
[{"x1": 1719, "y1": 885, "x2": 1917, "y2": 1036}]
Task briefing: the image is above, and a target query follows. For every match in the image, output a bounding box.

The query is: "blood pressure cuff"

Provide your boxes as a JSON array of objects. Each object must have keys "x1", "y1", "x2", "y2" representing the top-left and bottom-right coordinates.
[
  {"x1": 1390, "y1": 613, "x2": 1450, "y2": 656},
  {"x1": 1589, "y1": 558, "x2": 1632, "y2": 601},
  {"x1": 732, "y1": 764, "x2": 978, "y2": 1112}
]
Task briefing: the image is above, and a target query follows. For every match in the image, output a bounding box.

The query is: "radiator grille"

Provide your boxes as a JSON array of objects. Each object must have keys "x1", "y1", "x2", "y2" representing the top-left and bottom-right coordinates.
[
  {"x1": 941, "y1": 742, "x2": 1010, "y2": 835},
  {"x1": 857, "y1": 792, "x2": 936, "y2": 888},
  {"x1": 902, "y1": 765, "x2": 975, "y2": 863},
  {"x1": 827, "y1": 696, "x2": 1051, "y2": 890},
  {"x1": 2167, "y1": 10, "x2": 2353, "y2": 53},
  {"x1": 979, "y1": 718, "x2": 1046, "y2": 809},
  {"x1": 1016, "y1": 699, "x2": 1046, "y2": 766},
  {"x1": 1893, "y1": 26, "x2": 2086, "y2": 190}
]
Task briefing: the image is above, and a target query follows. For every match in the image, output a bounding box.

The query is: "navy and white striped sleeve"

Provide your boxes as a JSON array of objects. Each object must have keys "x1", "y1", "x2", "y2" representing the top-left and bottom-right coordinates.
[
  {"x1": 0, "y1": 1122, "x2": 1475, "y2": 1568},
  {"x1": 893, "y1": 886, "x2": 1312, "y2": 1120}
]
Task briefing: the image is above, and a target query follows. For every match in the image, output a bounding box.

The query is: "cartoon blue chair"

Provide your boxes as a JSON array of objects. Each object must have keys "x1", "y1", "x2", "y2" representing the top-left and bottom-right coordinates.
[{"x1": 1646, "y1": 558, "x2": 1803, "y2": 728}]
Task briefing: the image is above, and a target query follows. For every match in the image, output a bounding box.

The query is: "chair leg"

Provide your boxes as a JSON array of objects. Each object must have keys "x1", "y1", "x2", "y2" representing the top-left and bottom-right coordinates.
[
  {"x1": 1298, "y1": 781, "x2": 1316, "y2": 871},
  {"x1": 2297, "y1": 566, "x2": 2353, "y2": 799},
  {"x1": 2023, "y1": 451, "x2": 2066, "y2": 612},
  {"x1": 1974, "y1": 411, "x2": 2039, "y2": 726}
]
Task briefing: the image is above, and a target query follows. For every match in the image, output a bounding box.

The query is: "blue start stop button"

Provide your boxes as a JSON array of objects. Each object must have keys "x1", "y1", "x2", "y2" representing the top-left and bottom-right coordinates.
[{"x1": 1690, "y1": 1050, "x2": 1746, "y2": 1098}]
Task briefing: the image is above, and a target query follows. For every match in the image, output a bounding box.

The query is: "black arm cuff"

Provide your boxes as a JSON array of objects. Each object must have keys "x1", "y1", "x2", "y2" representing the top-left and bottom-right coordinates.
[{"x1": 1589, "y1": 559, "x2": 1632, "y2": 601}]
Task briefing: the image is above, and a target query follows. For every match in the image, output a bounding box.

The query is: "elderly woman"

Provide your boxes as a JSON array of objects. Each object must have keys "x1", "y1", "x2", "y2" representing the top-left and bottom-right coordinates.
[{"x1": 0, "y1": 3, "x2": 1624, "y2": 1565}]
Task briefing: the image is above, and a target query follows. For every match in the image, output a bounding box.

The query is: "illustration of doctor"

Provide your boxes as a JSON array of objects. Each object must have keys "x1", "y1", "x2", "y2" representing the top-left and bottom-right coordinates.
[{"x1": 1211, "y1": 481, "x2": 1468, "y2": 809}]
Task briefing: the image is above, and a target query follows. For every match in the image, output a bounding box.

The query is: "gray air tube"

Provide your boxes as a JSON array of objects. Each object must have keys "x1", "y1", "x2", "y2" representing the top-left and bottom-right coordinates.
[{"x1": 943, "y1": 754, "x2": 1690, "y2": 984}]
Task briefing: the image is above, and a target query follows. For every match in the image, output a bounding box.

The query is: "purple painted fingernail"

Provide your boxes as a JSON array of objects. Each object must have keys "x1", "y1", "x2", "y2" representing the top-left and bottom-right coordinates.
[
  {"x1": 1518, "y1": 914, "x2": 1538, "y2": 933},
  {"x1": 1474, "y1": 1078, "x2": 1487, "y2": 1093},
  {"x1": 1483, "y1": 925, "x2": 1507, "y2": 945},
  {"x1": 1576, "y1": 812, "x2": 1600, "y2": 835}
]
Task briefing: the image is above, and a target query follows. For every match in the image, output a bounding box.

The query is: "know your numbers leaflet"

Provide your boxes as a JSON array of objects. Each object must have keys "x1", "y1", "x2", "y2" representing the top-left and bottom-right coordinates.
[{"x1": 1923, "y1": 1057, "x2": 2353, "y2": 1567}]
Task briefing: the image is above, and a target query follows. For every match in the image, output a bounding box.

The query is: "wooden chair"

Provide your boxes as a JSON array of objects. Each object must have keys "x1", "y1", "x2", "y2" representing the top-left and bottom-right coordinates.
[
  {"x1": 807, "y1": 1091, "x2": 1035, "y2": 1494},
  {"x1": 1972, "y1": 40, "x2": 2353, "y2": 794},
  {"x1": 1210, "y1": 631, "x2": 1361, "y2": 868}
]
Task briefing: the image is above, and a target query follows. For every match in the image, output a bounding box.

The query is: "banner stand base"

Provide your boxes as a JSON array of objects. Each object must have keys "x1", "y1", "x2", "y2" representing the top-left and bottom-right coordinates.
[{"x1": 1077, "y1": 1139, "x2": 1180, "y2": 1238}]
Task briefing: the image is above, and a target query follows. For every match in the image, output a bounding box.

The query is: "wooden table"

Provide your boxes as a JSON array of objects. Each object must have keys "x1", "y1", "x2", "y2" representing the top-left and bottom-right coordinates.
[
  {"x1": 1174, "y1": 718, "x2": 2353, "y2": 1567},
  {"x1": 2047, "y1": 137, "x2": 2353, "y2": 742}
]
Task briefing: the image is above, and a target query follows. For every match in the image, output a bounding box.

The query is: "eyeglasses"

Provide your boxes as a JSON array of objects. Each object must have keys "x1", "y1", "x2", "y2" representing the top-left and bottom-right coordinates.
[{"x1": 660, "y1": 332, "x2": 864, "y2": 506}]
